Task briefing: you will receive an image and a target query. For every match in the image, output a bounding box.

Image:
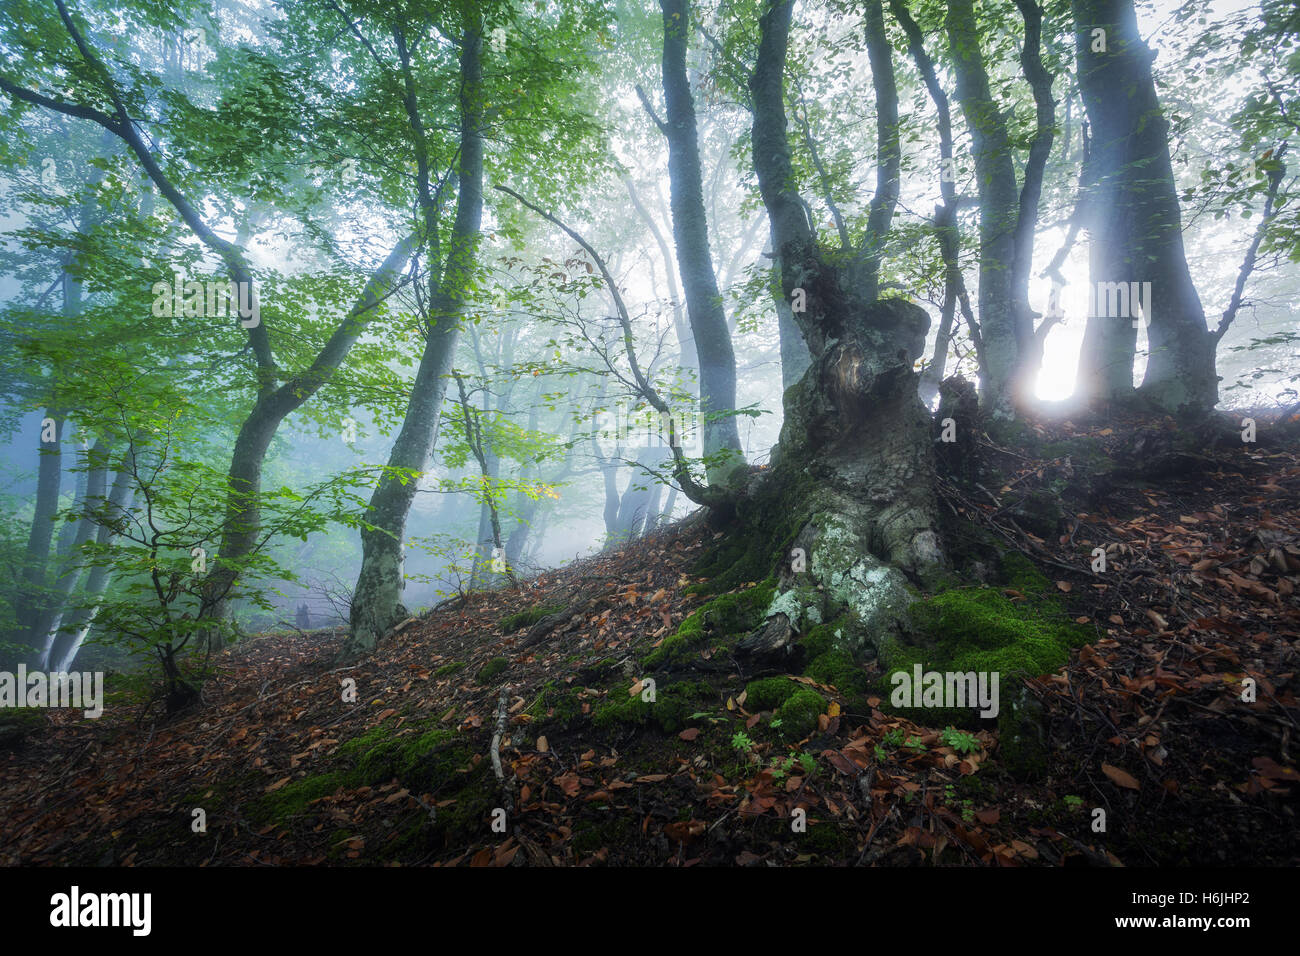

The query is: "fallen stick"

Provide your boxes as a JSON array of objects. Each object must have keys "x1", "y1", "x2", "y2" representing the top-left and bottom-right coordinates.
[{"x1": 490, "y1": 685, "x2": 515, "y2": 817}]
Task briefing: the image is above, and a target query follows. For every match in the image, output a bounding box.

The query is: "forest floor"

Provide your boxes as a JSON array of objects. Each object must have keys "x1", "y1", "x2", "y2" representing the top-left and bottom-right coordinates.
[{"x1": 2, "y1": 408, "x2": 1299, "y2": 867}]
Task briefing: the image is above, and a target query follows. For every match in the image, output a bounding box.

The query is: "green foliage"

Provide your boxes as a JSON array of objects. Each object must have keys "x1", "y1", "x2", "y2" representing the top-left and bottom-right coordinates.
[{"x1": 940, "y1": 726, "x2": 979, "y2": 755}]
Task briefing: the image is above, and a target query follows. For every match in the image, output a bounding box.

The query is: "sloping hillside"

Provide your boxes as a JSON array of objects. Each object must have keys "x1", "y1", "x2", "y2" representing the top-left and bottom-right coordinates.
[{"x1": 3, "y1": 411, "x2": 1298, "y2": 867}]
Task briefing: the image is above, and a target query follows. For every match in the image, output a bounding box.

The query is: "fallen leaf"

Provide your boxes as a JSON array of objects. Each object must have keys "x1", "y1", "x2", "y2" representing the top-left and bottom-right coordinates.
[{"x1": 1102, "y1": 763, "x2": 1140, "y2": 790}]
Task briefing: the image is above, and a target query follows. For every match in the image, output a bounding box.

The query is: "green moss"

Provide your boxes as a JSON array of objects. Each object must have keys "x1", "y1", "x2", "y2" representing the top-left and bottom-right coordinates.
[
  {"x1": 344, "y1": 726, "x2": 475, "y2": 792},
  {"x1": 776, "y1": 689, "x2": 827, "y2": 738},
  {"x1": 689, "y1": 467, "x2": 818, "y2": 596},
  {"x1": 643, "y1": 581, "x2": 776, "y2": 669},
  {"x1": 801, "y1": 821, "x2": 860, "y2": 857},
  {"x1": 887, "y1": 587, "x2": 1086, "y2": 677},
  {"x1": 592, "y1": 680, "x2": 713, "y2": 734},
  {"x1": 798, "y1": 616, "x2": 850, "y2": 661},
  {"x1": 744, "y1": 677, "x2": 800, "y2": 711},
  {"x1": 877, "y1": 583, "x2": 1089, "y2": 728},
  {"x1": 572, "y1": 812, "x2": 641, "y2": 854},
  {"x1": 247, "y1": 771, "x2": 348, "y2": 825},
  {"x1": 803, "y1": 651, "x2": 870, "y2": 705},
  {"x1": 476, "y1": 657, "x2": 510, "y2": 684},
  {"x1": 433, "y1": 661, "x2": 466, "y2": 678},
  {"x1": 999, "y1": 552, "x2": 1050, "y2": 594},
  {"x1": 526, "y1": 681, "x2": 583, "y2": 728},
  {"x1": 500, "y1": 603, "x2": 563, "y2": 633}
]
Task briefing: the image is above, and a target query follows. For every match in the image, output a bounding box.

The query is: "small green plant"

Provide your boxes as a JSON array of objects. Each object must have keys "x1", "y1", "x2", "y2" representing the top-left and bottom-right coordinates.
[
  {"x1": 769, "y1": 754, "x2": 796, "y2": 782},
  {"x1": 904, "y1": 736, "x2": 926, "y2": 753},
  {"x1": 1063, "y1": 794, "x2": 1084, "y2": 810},
  {"x1": 730, "y1": 731, "x2": 754, "y2": 752},
  {"x1": 798, "y1": 752, "x2": 816, "y2": 776},
  {"x1": 882, "y1": 728, "x2": 905, "y2": 748},
  {"x1": 941, "y1": 726, "x2": 979, "y2": 755},
  {"x1": 769, "y1": 717, "x2": 783, "y2": 730},
  {"x1": 874, "y1": 744, "x2": 889, "y2": 762}
]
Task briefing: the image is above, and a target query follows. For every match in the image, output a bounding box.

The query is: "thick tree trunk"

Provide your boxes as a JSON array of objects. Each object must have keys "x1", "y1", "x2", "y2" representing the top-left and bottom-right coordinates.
[
  {"x1": 657, "y1": 0, "x2": 746, "y2": 489},
  {"x1": 1075, "y1": 224, "x2": 1138, "y2": 401},
  {"x1": 344, "y1": 26, "x2": 483, "y2": 658},
  {"x1": 740, "y1": 0, "x2": 943, "y2": 661},
  {"x1": 1071, "y1": 0, "x2": 1218, "y2": 412}
]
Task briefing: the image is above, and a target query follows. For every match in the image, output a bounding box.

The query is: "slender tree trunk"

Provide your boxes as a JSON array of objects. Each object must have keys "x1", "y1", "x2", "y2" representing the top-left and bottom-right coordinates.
[
  {"x1": 1071, "y1": 0, "x2": 1218, "y2": 412},
  {"x1": 656, "y1": 0, "x2": 746, "y2": 489},
  {"x1": 1009, "y1": 0, "x2": 1058, "y2": 401},
  {"x1": 946, "y1": 0, "x2": 1022, "y2": 416},
  {"x1": 14, "y1": 411, "x2": 64, "y2": 662},
  {"x1": 623, "y1": 174, "x2": 698, "y2": 377},
  {"x1": 890, "y1": 0, "x2": 978, "y2": 403},
  {"x1": 345, "y1": 25, "x2": 484, "y2": 657},
  {"x1": 46, "y1": 464, "x2": 134, "y2": 671},
  {"x1": 31, "y1": 439, "x2": 110, "y2": 661},
  {"x1": 853, "y1": 0, "x2": 901, "y2": 299}
]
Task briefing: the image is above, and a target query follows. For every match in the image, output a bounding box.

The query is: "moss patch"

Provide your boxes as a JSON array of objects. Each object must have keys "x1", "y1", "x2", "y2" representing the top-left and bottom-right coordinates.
[
  {"x1": 643, "y1": 581, "x2": 776, "y2": 669},
  {"x1": 247, "y1": 719, "x2": 479, "y2": 828},
  {"x1": 500, "y1": 603, "x2": 564, "y2": 633},
  {"x1": 775, "y1": 688, "x2": 827, "y2": 738},
  {"x1": 744, "y1": 677, "x2": 800, "y2": 711},
  {"x1": 999, "y1": 552, "x2": 1050, "y2": 594},
  {"x1": 433, "y1": 661, "x2": 466, "y2": 678},
  {"x1": 803, "y1": 651, "x2": 870, "y2": 707},
  {"x1": 592, "y1": 680, "x2": 714, "y2": 734},
  {"x1": 476, "y1": 658, "x2": 510, "y2": 684},
  {"x1": 878, "y1": 581, "x2": 1090, "y2": 728}
]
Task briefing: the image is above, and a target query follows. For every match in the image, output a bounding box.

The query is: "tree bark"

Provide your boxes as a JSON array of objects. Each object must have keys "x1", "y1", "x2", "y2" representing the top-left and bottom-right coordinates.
[
  {"x1": 889, "y1": 0, "x2": 978, "y2": 403},
  {"x1": 45, "y1": 460, "x2": 135, "y2": 671},
  {"x1": 13, "y1": 411, "x2": 64, "y2": 662},
  {"x1": 945, "y1": 0, "x2": 1022, "y2": 417},
  {"x1": 654, "y1": 0, "x2": 746, "y2": 490},
  {"x1": 738, "y1": 0, "x2": 942, "y2": 663},
  {"x1": 1071, "y1": 0, "x2": 1218, "y2": 413},
  {"x1": 344, "y1": 23, "x2": 484, "y2": 658}
]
